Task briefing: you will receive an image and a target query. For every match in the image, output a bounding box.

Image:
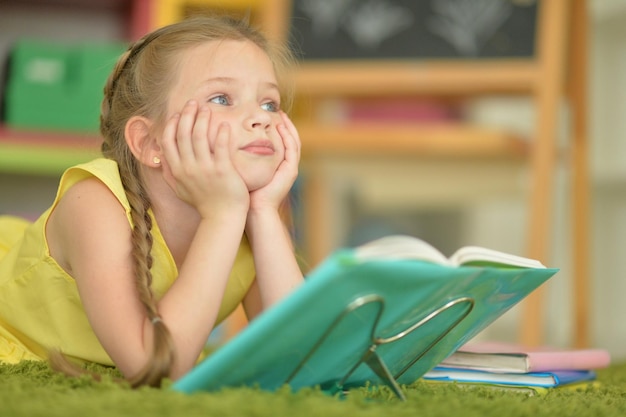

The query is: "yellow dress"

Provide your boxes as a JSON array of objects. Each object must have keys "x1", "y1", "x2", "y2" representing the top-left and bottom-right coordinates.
[{"x1": 0, "y1": 158, "x2": 255, "y2": 365}]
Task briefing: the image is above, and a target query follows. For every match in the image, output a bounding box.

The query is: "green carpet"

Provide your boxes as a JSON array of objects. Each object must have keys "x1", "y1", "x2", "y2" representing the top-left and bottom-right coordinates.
[{"x1": 2, "y1": 360, "x2": 625, "y2": 417}]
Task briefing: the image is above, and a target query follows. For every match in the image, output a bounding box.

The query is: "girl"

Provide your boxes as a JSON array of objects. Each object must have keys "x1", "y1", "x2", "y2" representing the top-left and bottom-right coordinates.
[{"x1": 0, "y1": 15, "x2": 304, "y2": 387}]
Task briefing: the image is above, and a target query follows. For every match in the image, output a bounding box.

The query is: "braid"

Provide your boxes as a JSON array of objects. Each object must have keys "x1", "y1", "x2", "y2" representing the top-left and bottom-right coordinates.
[
  {"x1": 120, "y1": 161, "x2": 154, "y2": 310},
  {"x1": 118, "y1": 160, "x2": 175, "y2": 387},
  {"x1": 100, "y1": 47, "x2": 131, "y2": 152},
  {"x1": 100, "y1": 38, "x2": 178, "y2": 385}
]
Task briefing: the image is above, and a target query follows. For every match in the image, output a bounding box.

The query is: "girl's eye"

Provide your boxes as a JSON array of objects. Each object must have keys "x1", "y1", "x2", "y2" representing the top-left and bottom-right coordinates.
[
  {"x1": 209, "y1": 95, "x2": 229, "y2": 105},
  {"x1": 261, "y1": 101, "x2": 279, "y2": 112}
]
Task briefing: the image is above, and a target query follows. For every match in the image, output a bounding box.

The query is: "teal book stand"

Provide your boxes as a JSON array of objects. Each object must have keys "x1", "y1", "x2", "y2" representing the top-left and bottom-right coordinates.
[{"x1": 172, "y1": 249, "x2": 558, "y2": 400}]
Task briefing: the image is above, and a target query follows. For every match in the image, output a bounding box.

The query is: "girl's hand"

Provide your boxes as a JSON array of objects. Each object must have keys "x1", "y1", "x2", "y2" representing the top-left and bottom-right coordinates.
[
  {"x1": 248, "y1": 111, "x2": 301, "y2": 213},
  {"x1": 244, "y1": 112, "x2": 304, "y2": 311},
  {"x1": 160, "y1": 100, "x2": 250, "y2": 218}
]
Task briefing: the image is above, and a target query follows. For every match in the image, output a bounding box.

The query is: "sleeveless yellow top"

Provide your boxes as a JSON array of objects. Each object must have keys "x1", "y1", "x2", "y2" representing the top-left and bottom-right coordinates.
[{"x1": 0, "y1": 158, "x2": 255, "y2": 365}]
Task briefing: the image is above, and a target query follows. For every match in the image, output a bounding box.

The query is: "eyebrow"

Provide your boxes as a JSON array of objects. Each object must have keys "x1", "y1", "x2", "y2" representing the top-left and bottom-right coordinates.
[{"x1": 201, "y1": 76, "x2": 280, "y2": 91}]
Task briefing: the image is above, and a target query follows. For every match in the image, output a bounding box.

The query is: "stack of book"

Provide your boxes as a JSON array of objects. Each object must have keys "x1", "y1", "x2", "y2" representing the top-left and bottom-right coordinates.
[{"x1": 423, "y1": 341, "x2": 611, "y2": 395}]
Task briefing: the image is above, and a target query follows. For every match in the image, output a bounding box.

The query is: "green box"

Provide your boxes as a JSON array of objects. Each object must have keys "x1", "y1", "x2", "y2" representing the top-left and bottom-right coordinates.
[{"x1": 4, "y1": 40, "x2": 126, "y2": 132}]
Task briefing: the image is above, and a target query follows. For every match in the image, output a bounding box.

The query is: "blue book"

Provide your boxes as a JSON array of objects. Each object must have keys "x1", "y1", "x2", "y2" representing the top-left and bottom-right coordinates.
[
  {"x1": 423, "y1": 367, "x2": 596, "y2": 387},
  {"x1": 172, "y1": 235, "x2": 558, "y2": 399}
]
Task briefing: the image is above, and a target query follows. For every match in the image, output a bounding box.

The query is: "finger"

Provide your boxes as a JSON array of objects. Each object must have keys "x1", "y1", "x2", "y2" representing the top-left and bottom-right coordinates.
[
  {"x1": 278, "y1": 123, "x2": 298, "y2": 163},
  {"x1": 277, "y1": 114, "x2": 301, "y2": 163},
  {"x1": 192, "y1": 104, "x2": 212, "y2": 165},
  {"x1": 176, "y1": 100, "x2": 199, "y2": 162},
  {"x1": 279, "y1": 111, "x2": 301, "y2": 153},
  {"x1": 213, "y1": 122, "x2": 231, "y2": 169},
  {"x1": 160, "y1": 113, "x2": 182, "y2": 169}
]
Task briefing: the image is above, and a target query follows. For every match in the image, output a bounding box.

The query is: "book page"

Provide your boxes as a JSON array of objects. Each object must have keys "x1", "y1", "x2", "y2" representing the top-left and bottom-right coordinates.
[
  {"x1": 353, "y1": 235, "x2": 451, "y2": 265},
  {"x1": 352, "y1": 235, "x2": 545, "y2": 269},
  {"x1": 449, "y1": 246, "x2": 545, "y2": 269}
]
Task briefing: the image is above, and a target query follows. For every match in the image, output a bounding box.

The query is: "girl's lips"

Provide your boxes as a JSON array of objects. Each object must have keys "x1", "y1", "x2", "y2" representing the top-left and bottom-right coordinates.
[{"x1": 241, "y1": 140, "x2": 275, "y2": 155}]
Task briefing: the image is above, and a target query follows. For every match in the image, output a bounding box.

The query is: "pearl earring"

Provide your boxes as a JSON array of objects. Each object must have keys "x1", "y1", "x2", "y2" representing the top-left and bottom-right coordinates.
[{"x1": 153, "y1": 156, "x2": 161, "y2": 164}]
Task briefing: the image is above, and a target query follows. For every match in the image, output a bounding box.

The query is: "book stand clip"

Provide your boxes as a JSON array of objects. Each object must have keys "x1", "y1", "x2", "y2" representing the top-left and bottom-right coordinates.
[{"x1": 284, "y1": 294, "x2": 475, "y2": 401}]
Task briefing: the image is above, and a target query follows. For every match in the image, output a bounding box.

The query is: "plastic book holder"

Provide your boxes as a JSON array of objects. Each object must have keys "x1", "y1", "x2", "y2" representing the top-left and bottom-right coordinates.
[
  {"x1": 287, "y1": 295, "x2": 475, "y2": 400},
  {"x1": 172, "y1": 252, "x2": 557, "y2": 400}
]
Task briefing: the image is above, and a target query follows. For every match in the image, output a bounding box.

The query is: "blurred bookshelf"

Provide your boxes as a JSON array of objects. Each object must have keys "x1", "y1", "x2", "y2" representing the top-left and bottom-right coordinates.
[{"x1": 0, "y1": 125, "x2": 100, "y2": 176}]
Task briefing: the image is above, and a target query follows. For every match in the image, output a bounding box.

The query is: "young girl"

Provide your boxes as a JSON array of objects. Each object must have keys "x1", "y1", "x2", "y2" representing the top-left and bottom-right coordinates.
[{"x1": 0, "y1": 15, "x2": 304, "y2": 387}]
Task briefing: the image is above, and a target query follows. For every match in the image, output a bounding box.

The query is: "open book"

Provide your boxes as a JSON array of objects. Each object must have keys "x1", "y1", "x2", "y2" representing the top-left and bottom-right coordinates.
[
  {"x1": 172, "y1": 235, "x2": 558, "y2": 400},
  {"x1": 354, "y1": 235, "x2": 546, "y2": 269}
]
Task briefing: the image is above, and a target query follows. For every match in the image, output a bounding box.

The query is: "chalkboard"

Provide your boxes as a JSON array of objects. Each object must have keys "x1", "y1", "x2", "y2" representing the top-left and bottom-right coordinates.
[{"x1": 289, "y1": 0, "x2": 538, "y2": 60}]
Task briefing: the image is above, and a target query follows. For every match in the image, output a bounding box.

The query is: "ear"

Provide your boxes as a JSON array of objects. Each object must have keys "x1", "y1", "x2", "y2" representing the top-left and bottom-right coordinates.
[{"x1": 125, "y1": 116, "x2": 161, "y2": 167}]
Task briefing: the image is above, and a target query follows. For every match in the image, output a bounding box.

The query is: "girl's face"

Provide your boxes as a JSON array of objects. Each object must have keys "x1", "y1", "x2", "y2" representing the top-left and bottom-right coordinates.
[{"x1": 166, "y1": 39, "x2": 284, "y2": 191}]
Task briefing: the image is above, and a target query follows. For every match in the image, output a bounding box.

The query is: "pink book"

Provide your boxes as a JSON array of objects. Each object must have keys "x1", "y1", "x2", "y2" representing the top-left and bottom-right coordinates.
[{"x1": 440, "y1": 341, "x2": 611, "y2": 373}]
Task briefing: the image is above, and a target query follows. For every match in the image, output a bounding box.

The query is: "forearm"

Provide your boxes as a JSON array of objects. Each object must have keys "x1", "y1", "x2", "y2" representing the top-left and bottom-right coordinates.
[
  {"x1": 152, "y1": 214, "x2": 246, "y2": 377},
  {"x1": 246, "y1": 208, "x2": 304, "y2": 308}
]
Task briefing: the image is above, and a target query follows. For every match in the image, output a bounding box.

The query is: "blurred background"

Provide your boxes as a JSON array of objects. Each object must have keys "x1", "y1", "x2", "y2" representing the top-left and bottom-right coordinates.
[{"x1": 0, "y1": 0, "x2": 624, "y2": 360}]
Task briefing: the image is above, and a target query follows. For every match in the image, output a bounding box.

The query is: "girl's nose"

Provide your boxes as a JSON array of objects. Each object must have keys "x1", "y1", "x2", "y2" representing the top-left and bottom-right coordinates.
[{"x1": 245, "y1": 106, "x2": 272, "y2": 131}]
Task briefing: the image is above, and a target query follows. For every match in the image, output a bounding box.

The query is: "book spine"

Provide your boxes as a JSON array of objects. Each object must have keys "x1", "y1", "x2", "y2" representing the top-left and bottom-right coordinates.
[{"x1": 526, "y1": 350, "x2": 611, "y2": 372}]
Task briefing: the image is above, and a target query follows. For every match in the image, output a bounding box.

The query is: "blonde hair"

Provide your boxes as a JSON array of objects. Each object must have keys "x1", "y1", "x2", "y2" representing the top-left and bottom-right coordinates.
[{"x1": 54, "y1": 15, "x2": 296, "y2": 388}]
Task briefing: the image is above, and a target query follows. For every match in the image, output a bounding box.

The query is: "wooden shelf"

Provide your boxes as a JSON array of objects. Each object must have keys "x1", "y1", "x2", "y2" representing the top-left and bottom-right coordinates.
[
  {"x1": 294, "y1": 60, "x2": 539, "y2": 97},
  {"x1": 298, "y1": 123, "x2": 529, "y2": 158},
  {"x1": 0, "y1": 126, "x2": 101, "y2": 176},
  {"x1": 294, "y1": 0, "x2": 592, "y2": 349}
]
